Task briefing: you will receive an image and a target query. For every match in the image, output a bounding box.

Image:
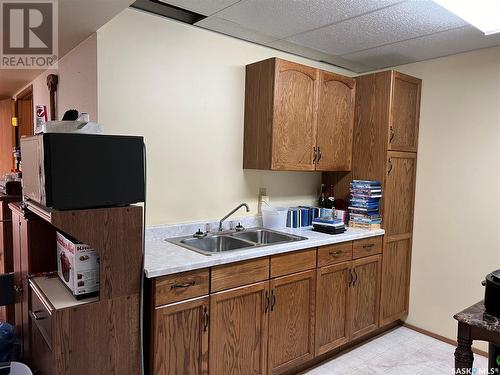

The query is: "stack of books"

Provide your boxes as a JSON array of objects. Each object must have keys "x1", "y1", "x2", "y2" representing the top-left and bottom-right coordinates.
[
  {"x1": 312, "y1": 216, "x2": 346, "y2": 235},
  {"x1": 348, "y1": 180, "x2": 382, "y2": 230}
]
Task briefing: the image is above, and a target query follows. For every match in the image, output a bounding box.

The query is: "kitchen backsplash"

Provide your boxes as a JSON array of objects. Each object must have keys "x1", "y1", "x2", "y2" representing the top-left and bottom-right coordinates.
[{"x1": 145, "y1": 215, "x2": 263, "y2": 241}]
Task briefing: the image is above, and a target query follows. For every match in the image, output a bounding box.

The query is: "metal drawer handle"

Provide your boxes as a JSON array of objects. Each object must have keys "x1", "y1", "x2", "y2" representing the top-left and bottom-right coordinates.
[
  {"x1": 312, "y1": 147, "x2": 317, "y2": 164},
  {"x1": 317, "y1": 147, "x2": 322, "y2": 163},
  {"x1": 362, "y1": 244, "x2": 375, "y2": 249},
  {"x1": 348, "y1": 268, "x2": 354, "y2": 287},
  {"x1": 264, "y1": 291, "x2": 270, "y2": 313},
  {"x1": 388, "y1": 158, "x2": 393, "y2": 175},
  {"x1": 329, "y1": 250, "x2": 343, "y2": 257},
  {"x1": 202, "y1": 306, "x2": 209, "y2": 332},
  {"x1": 390, "y1": 126, "x2": 395, "y2": 142},
  {"x1": 270, "y1": 290, "x2": 276, "y2": 311},
  {"x1": 31, "y1": 310, "x2": 45, "y2": 321},
  {"x1": 171, "y1": 281, "x2": 195, "y2": 289},
  {"x1": 353, "y1": 269, "x2": 358, "y2": 287}
]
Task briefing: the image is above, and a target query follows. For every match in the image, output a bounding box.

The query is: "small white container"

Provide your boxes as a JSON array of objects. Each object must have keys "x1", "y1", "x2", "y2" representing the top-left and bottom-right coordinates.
[{"x1": 262, "y1": 207, "x2": 288, "y2": 229}]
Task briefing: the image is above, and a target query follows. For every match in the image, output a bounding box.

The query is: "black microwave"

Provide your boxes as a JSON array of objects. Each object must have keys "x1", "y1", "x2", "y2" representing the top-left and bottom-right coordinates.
[{"x1": 21, "y1": 133, "x2": 145, "y2": 210}]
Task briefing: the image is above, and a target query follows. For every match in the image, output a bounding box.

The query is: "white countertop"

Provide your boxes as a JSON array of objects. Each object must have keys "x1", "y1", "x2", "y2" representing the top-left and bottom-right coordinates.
[{"x1": 144, "y1": 225, "x2": 384, "y2": 278}]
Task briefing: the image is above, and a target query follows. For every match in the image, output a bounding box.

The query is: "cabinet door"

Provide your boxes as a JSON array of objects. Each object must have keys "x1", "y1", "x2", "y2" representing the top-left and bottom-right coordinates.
[
  {"x1": 268, "y1": 270, "x2": 315, "y2": 375},
  {"x1": 11, "y1": 211, "x2": 24, "y2": 349},
  {"x1": 315, "y1": 261, "x2": 351, "y2": 356},
  {"x1": 30, "y1": 322, "x2": 52, "y2": 375},
  {"x1": 210, "y1": 282, "x2": 269, "y2": 375},
  {"x1": 153, "y1": 296, "x2": 209, "y2": 375},
  {"x1": 350, "y1": 255, "x2": 381, "y2": 340},
  {"x1": 316, "y1": 71, "x2": 355, "y2": 171},
  {"x1": 380, "y1": 238, "x2": 412, "y2": 325},
  {"x1": 271, "y1": 59, "x2": 318, "y2": 171},
  {"x1": 383, "y1": 151, "x2": 417, "y2": 238},
  {"x1": 389, "y1": 72, "x2": 421, "y2": 152}
]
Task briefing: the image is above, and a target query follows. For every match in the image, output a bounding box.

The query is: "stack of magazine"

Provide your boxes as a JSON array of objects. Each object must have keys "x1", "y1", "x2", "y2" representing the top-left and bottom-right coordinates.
[{"x1": 348, "y1": 180, "x2": 382, "y2": 230}]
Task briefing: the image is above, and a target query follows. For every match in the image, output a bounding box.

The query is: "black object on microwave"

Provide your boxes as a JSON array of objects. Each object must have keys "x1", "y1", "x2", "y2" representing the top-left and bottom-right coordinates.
[
  {"x1": 21, "y1": 133, "x2": 145, "y2": 210},
  {"x1": 483, "y1": 269, "x2": 500, "y2": 318}
]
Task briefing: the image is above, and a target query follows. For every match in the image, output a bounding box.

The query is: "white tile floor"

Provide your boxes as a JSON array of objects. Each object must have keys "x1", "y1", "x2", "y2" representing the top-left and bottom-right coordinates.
[{"x1": 303, "y1": 326, "x2": 489, "y2": 374}]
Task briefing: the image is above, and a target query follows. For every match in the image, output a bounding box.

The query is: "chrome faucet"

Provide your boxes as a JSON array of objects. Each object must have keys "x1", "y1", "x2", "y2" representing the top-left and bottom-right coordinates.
[{"x1": 219, "y1": 203, "x2": 250, "y2": 231}]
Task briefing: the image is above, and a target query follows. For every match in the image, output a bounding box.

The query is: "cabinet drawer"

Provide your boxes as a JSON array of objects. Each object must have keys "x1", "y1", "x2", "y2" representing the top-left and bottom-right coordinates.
[
  {"x1": 154, "y1": 268, "x2": 209, "y2": 306},
  {"x1": 31, "y1": 322, "x2": 53, "y2": 375},
  {"x1": 211, "y1": 257, "x2": 269, "y2": 292},
  {"x1": 318, "y1": 242, "x2": 353, "y2": 267},
  {"x1": 30, "y1": 283, "x2": 53, "y2": 350},
  {"x1": 353, "y1": 237, "x2": 383, "y2": 259},
  {"x1": 270, "y1": 249, "x2": 316, "y2": 278}
]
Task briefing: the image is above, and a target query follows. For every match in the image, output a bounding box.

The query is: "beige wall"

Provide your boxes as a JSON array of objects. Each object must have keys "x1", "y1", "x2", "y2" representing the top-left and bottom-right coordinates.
[
  {"x1": 97, "y1": 9, "x2": 353, "y2": 226},
  {"x1": 57, "y1": 34, "x2": 98, "y2": 121},
  {"x1": 395, "y1": 46, "x2": 500, "y2": 351},
  {"x1": 16, "y1": 33, "x2": 97, "y2": 124}
]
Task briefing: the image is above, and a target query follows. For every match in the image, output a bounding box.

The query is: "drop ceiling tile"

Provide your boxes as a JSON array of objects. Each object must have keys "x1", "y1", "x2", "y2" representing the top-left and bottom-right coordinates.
[
  {"x1": 158, "y1": 0, "x2": 240, "y2": 16},
  {"x1": 341, "y1": 26, "x2": 500, "y2": 69},
  {"x1": 216, "y1": 0, "x2": 401, "y2": 39},
  {"x1": 195, "y1": 16, "x2": 277, "y2": 44},
  {"x1": 289, "y1": 0, "x2": 468, "y2": 56},
  {"x1": 266, "y1": 39, "x2": 374, "y2": 72}
]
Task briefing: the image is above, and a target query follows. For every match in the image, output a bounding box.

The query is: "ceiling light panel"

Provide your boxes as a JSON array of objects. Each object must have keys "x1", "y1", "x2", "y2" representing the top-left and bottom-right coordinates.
[
  {"x1": 289, "y1": 0, "x2": 468, "y2": 56},
  {"x1": 215, "y1": 0, "x2": 401, "y2": 39},
  {"x1": 433, "y1": 0, "x2": 500, "y2": 35}
]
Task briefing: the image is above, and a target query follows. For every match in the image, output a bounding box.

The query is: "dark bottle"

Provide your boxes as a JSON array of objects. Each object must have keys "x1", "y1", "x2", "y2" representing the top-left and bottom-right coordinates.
[
  {"x1": 318, "y1": 184, "x2": 326, "y2": 208},
  {"x1": 325, "y1": 184, "x2": 335, "y2": 209}
]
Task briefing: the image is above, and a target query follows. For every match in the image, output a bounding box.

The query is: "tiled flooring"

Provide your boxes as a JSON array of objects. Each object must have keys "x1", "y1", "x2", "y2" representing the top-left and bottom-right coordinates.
[{"x1": 303, "y1": 326, "x2": 489, "y2": 374}]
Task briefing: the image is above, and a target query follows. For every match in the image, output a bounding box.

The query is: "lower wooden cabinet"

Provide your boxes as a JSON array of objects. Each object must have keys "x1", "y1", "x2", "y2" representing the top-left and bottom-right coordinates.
[
  {"x1": 350, "y1": 255, "x2": 382, "y2": 340},
  {"x1": 315, "y1": 255, "x2": 382, "y2": 352},
  {"x1": 153, "y1": 296, "x2": 209, "y2": 375},
  {"x1": 210, "y1": 282, "x2": 269, "y2": 375},
  {"x1": 380, "y1": 238, "x2": 412, "y2": 325},
  {"x1": 151, "y1": 238, "x2": 387, "y2": 375},
  {"x1": 315, "y1": 262, "x2": 351, "y2": 355},
  {"x1": 268, "y1": 270, "x2": 315, "y2": 375},
  {"x1": 30, "y1": 322, "x2": 52, "y2": 375}
]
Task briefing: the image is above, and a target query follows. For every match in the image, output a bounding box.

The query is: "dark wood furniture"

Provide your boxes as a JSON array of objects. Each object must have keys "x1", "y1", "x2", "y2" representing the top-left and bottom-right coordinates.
[
  {"x1": 10, "y1": 201, "x2": 143, "y2": 375},
  {"x1": 243, "y1": 58, "x2": 355, "y2": 172},
  {"x1": 454, "y1": 301, "x2": 500, "y2": 372},
  {"x1": 10, "y1": 203, "x2": 56, "y2": 359},
  {"x1": 0, "y1": 193, "x2": 20, "y2": 323},
  {"x1": 150, "y1": 235, "x2": 383, "y2": 375}
]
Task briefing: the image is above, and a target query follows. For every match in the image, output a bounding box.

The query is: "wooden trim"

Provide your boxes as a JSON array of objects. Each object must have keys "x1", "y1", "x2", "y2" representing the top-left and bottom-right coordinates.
[
  {"x1": 16, "y1": 85, "x2": 33, "y2": 100},
  {"x1": 385, "y1": 233, "x2": 412, "y2": 243},
  {"x1": 387, "y1": 150, "x2": 417, "y2": 159},
  {"x1": 402, "y1": 323, "x2": 488, "y2": 358}
]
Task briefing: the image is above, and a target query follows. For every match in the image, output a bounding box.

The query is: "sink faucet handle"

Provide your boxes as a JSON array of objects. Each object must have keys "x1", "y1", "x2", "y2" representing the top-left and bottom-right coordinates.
[
  {"x1": 204, "y1": 223, "x2": 212, "y2": 233},
  {"x1": 235, "y1": 222, "x2": 245, "y2": 232},
  {"x1": 193, "y1": 229, "x2": 206, "y2": 239}
]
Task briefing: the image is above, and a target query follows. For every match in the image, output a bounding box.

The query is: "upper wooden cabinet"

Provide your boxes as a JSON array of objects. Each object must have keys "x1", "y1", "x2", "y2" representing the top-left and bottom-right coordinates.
[
  {"x1": 389, "y1": 72, "x2": 421, "y2": 152},
  {"x1": 244, "y1": 58, "x2": 355, "y2": 172},
  {"x1": 317, "y1": 71, "x2": 355, "y2": 171}
]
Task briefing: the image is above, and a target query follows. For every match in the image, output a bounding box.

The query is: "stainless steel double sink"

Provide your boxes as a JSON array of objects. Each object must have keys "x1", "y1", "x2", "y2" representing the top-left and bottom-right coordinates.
[{"x1": 167, "y1": 228, "x2": 307, "y2": 256}]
